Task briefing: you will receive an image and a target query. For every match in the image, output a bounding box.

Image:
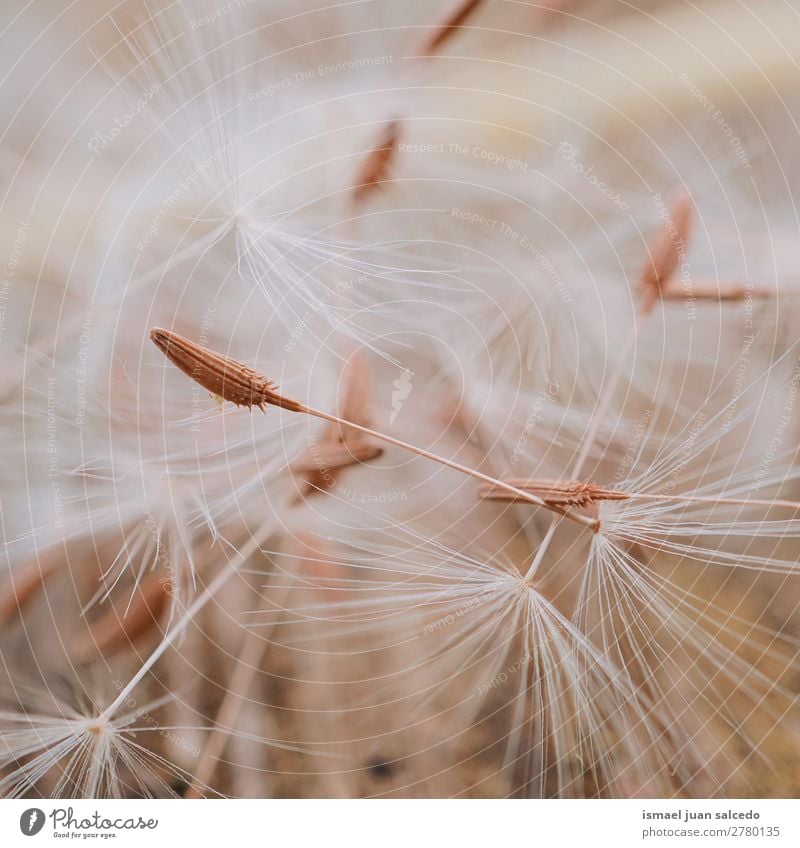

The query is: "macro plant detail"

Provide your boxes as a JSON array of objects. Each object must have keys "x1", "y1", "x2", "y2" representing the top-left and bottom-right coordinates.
[{"x1": 1, "y1": 0, "x2": 799, "y2": 803}]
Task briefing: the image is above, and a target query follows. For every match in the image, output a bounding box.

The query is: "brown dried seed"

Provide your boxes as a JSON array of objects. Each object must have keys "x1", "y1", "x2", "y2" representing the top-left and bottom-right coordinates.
[
  {"x1": 639, "y1": 194, "x2": 693, "y2": 313},
  {"x1": 478, "y1": 478, "x2": 630, "y2": 507},
  {"x1": 293, "y1": 352, "x2": 382, "y2": 496},
  {"x1": 150, "y1": 328, "x2": 302, "y2": 412},
  {"x1": 417, "y1": 0, "x2": 485, "y2": 56},
  {"x1": 660, "y1": 282, "x2": 773, "y2": 302},
  {"x1": 353, "y1": 120, "x2": 401, "y2": 205}
]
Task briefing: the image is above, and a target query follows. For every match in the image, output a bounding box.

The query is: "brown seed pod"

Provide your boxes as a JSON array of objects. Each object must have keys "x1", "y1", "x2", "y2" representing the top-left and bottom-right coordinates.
[
  {"x1": 150, "y1": 328, "x2": 302, "y2": 412},
  {"x1": 417, "y1": 0, "x2": 485, "y2": 56}
]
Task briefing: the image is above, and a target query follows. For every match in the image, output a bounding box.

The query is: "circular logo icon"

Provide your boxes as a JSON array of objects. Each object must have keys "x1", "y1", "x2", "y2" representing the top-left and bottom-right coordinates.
[{"x1": 20, "y1": 809, "x2": 46, "y2": 836}]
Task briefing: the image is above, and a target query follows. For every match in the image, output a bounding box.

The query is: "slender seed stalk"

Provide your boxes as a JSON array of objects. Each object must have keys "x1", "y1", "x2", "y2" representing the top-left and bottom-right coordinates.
[
  {"x1": 617, "y1": 492, "x2": 800, "y2": 510},
  {"x1": 660, "y1": 281, "x2": 774, "y2": 301},
  {"x1": 149, "y1": 328, "x2": 600, "y2": 532}
]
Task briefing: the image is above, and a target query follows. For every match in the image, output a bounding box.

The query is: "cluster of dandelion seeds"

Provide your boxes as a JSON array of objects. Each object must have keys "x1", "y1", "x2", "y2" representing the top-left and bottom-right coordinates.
[{"x1": 1, "y1": 0, "x2": 799, "y2": 798}]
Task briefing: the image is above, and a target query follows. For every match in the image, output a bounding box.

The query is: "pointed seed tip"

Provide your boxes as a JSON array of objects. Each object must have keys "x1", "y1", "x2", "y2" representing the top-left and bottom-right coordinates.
[
  {"x1": 149, "y1": 327, "x2": 170, "y2": 350},
  {"x1": 149, "y1": 327, "x2": 303, "y2": 413}
]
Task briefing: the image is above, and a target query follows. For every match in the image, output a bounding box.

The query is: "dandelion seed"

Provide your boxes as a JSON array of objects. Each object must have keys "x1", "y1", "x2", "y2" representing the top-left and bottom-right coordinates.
[
  {"x1": 8, "y1": 0, "x2": 800, "y2": 801},
  {"x1": 352, "y1": 120, "x2": 401, "y2": 206},
  {"x1": 639, "y1": 193, "x2": 693, "y2": 314},
  {"x1": 479, "y1": 477, "x2": 800, "y2": 513},
  {"x1": 151, "y1": 328, "x2": 600, "y2": 531},
  {"x1": 269, "y1": 524, "x2": 706, "y2": 797},
  {"x1": 478, "y1": 478, "x2": 631, "y2": 507},
  {"x1": 416, "y1": 0, "x2": 486, "y2": 56},
  {"x1": 0, "y1": 695, "x2": 188, "y2": 799},
  {"x1": 149, "y1": 328, "x2": 302, "y2": 412}
]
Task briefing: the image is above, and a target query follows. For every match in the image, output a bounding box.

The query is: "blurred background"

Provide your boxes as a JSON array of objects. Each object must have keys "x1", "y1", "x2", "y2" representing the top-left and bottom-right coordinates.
[{"x1": 1, "y1": 0, "x2": 799, "y2": 798}]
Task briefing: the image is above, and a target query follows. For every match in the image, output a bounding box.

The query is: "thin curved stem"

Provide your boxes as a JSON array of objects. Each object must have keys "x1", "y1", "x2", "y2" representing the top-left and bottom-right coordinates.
[{"x1": 300, "y1": 403, "x2": 600, "y2": 532}]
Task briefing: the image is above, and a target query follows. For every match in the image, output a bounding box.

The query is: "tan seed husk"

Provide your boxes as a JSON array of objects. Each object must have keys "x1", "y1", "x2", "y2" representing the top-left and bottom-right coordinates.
[
  {"x1": 353, "y1": 120, "x2": 401, "y2": 205},
  {"x1": 150, "y1": 328, "x2": 302, "y2": 412},
  {"x1": 478, "y1": 478, "x2": 630, "y2": 507}
]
